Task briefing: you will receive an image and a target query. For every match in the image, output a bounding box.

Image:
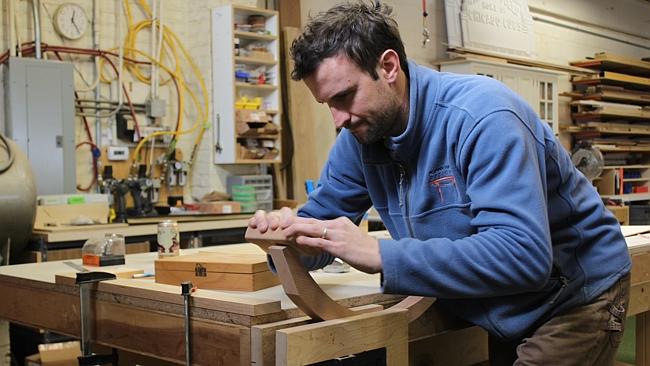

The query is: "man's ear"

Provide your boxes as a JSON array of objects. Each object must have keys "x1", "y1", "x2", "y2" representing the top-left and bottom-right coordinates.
[{"x1": 378, "y1": 50, "x2": 400, "y2": 83}]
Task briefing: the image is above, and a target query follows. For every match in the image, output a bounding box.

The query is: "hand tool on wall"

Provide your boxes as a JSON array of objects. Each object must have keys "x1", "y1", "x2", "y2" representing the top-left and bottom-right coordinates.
[
  {"x1": 75, "y1": 271, "x2": 118, "y2": 366},
  {"x1": 181, "y1": 281, "x2": 194, "y2": 366},
  {"x1": 422, "y1": 0, "x2": 430, "y2": 47}
]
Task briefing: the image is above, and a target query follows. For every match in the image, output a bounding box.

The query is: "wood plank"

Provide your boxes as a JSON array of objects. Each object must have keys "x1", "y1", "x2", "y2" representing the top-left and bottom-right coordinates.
[
  {"x1": 0, "y1": 280, "x2": 250, "y2": 365},
  {"x1": 55, "y1": 268, "x2": 145, "y2": 285},
  {"x1": 447, "y1": 46, "x2": 593, "y2": 74},
  {"x1": 577, "y1": 122, "x2": 650, "y2": 136},
  {"x1": 572, "y1": 71, "x2": 650, "y2": 91},
  {"x1": 570, "y1": 53, "x2": 650, "y2": 77},
  {"x1": 283, "y1": 27, "x2": 337, "y2": 202},
  {"x1": 275, "y1": 308, "x2": 408, "y2": 366},
  {"x1": 250, "y1": 304, "x2": 383, "y2": 366},
  {"x1": 34, "y1": 203, "x2": 109, "y2": 230}
]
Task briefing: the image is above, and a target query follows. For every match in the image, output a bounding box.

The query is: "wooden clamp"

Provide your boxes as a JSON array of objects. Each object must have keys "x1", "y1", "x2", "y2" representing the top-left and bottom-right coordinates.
[{"x1": 245, "y1": 227, "x2": 435, "y2": 322}]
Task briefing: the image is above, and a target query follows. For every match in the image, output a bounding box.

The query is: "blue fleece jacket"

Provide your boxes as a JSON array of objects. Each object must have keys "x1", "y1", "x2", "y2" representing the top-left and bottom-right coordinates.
[{"x1": 297, "y1": 60, "x2": 631, "y2": 340}]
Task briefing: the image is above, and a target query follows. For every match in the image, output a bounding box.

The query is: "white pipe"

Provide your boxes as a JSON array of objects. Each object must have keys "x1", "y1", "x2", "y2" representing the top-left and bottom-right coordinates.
[
  {"x1": 8, "y1": 0, "x2": 16, "y2": 57},
  {"x1": 32, "y1": 0, "x2": 42, "y2": 59}
]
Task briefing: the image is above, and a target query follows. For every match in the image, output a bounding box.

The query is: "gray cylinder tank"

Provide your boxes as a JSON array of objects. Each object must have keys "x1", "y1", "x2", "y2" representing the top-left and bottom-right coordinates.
[{"x1": 0, "y1": 134, "x2": 36, "y2": 260}]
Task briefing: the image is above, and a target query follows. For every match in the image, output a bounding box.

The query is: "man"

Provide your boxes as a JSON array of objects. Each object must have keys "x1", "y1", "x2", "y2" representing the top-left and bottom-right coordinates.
[{"x1": 249, "y1": 2, "x2": 631, "y2": 364}]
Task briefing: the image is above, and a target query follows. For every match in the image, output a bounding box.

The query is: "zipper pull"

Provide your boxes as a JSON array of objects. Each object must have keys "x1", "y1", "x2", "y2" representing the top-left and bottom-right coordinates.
[{"x1": 399, "y1": 165, "x2": 405, "y2": 207}]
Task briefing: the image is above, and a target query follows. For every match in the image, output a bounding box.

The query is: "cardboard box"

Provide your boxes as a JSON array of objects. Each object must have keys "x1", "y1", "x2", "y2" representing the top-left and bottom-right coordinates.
[
  {"x1": 26, "y1": 341, "x2": 81, "y2": 366},
  {"x1": 197, "y1": 201, "x2": 241, "y2": 214},
  {"x1": 155, "y1": 252, "x2": 279, "y2": 291}
]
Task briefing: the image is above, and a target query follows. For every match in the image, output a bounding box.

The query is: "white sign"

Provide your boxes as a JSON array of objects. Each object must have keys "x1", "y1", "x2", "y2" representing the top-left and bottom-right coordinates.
[{"x1": 445, "y1": 0, "x2": 536, "y2": 58}]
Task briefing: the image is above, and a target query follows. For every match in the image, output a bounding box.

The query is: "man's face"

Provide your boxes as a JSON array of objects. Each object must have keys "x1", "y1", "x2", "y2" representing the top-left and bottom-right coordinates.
[{"x1": 303, "y1": 54, "x2": 403, "y2": 144}]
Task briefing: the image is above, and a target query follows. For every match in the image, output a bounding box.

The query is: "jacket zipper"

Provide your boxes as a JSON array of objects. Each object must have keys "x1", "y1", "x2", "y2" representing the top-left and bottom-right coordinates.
[
  {"x1": 399, "y1": 164, "x2": 415, "y2": 237},
  {"x1": 549, "y1": 275, "x2": 569, "y2": 305}
]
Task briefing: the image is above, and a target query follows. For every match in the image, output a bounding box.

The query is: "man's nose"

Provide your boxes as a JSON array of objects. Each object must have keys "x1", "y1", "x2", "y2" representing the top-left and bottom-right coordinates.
[{"x1": 330, "y1": 107, "x2": 351, "y2": 129}]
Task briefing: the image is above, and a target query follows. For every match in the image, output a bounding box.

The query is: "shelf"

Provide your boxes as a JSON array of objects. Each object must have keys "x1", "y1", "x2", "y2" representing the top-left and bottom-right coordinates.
[
  {"x1": 571, "y1": 100, "x2": 650, "y2": 122},
  {"x1": 236, "y1": 159, "x2": 280, "y2": 164},
  {"x1": 572, "y1": 71, "x2": 650, "y2": 91},
  {"x1": 234, "y1": 30, "x2": 277, "y2": 41},
  {"x1": 601, "y1": 193, "x2": 650, "y2": 202},
  {"x1": 563, "y1": 86, "x2": 650, "y2": 106},
  {"x1": 235, "y1": 82, "x2": 277, "y2": 91},
  {"x1": 232, "y1": 4, "x2": 277, "y2": 16},
  {"x1": 570, "y1": 53, "x2": 650, "y2": 78},
  {"x1": 573, "y1": 122, "x2": 650, "y2": 136},
  {"x1": 624, "y1": 178, "x2": 647, "y2": 182},
  {"x1": 235, "y1": 56, "x2": 276, "y2": 66},
  {"x1": 237, "y1": 134, "x2": 280, "y2": 139},
  {"x1": 594, "y1": 145, "x2": 650, "y2": 152}
]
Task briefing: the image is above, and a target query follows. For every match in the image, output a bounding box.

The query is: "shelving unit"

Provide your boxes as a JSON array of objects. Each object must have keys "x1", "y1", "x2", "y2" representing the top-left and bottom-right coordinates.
[
  {"x1": 568, "y1": 53, "x2": 650, "y2": 210},
  {"x1": 211, "y1": 5, "x2": 281, "y2": 164}
]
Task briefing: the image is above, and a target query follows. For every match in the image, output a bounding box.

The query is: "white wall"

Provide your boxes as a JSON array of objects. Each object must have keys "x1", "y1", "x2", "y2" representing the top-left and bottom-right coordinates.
[{"x1": 299, "y1": 0, "x2": 650, "y2": 67}]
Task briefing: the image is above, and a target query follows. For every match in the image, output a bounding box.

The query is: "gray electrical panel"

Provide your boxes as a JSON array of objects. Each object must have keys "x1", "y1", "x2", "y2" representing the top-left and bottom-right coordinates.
[{"x1": 3, "y1": 58, "x2": 75, "y2": 195}]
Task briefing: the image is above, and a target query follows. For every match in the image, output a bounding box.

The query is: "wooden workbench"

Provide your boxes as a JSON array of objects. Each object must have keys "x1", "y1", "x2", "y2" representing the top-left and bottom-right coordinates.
[{"x1": 2, "y1": 227, "x2": 650, "y2": 365}]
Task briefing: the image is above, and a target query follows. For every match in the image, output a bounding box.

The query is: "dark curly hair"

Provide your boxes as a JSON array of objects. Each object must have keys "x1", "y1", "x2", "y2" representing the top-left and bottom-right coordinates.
[{"x1": 290, "y1": 1, "x2": 408, "y2": 81}]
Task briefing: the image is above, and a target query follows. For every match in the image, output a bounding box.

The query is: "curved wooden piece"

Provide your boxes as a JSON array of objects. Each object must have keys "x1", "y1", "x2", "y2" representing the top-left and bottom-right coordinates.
[
  {"x1": 246, "y1": 227, "x2": 435, "y2": 322},
  {"x1": 268, "y1": 245, "x2": 356, "y2": 320}
]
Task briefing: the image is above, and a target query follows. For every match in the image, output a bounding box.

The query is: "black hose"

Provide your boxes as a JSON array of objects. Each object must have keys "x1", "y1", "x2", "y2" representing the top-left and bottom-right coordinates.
[{"x1": 0, "y1": 134, "x2": 15, "y2": 174}]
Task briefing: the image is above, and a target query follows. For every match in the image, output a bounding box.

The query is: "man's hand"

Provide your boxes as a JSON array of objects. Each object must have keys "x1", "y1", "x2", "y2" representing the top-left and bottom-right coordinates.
[
  {"x1": 248, "y1": 207, "x2": 295, "y2": 233},
  {"x1": 281, "y1": 216, "x2": 383, "y2": 274}
]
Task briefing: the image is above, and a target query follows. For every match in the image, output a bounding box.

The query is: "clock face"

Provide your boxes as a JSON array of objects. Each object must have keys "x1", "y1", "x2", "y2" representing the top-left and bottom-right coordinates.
[{"x1": 54, "y1": 3, "x2": 88, "y2": 40}]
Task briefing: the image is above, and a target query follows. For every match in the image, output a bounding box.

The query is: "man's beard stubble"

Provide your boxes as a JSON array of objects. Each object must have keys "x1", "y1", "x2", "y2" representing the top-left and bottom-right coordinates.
[{"x1": 352, "y1": 95, "x2": 404, "y2": 145}]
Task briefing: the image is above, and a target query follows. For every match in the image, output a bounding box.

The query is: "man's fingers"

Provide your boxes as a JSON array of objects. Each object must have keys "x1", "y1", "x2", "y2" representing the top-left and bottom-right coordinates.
[
  {"x1": 253, "y1": 210, "x2": 269, "y2": 232},
  {"x1": 283, "y1": 222, "x2": 328, "y2": 239},
  {"x1": 279, "y1": 207, "x2": 295, "y2": 228}
]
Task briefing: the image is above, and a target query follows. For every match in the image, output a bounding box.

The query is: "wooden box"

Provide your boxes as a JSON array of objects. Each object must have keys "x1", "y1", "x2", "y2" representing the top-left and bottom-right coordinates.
[{"x1": 154, "y1": 252, "x2": 279, "y2": 291}]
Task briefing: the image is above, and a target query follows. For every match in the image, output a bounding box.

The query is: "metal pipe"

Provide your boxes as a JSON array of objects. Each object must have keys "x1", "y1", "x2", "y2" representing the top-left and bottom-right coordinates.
[
  {"x1": 31, "y1": 0, "x2": 42, "y2": 59},
  {"x1": 93, "y1": 0, "x2": 101, "y2": 183}
]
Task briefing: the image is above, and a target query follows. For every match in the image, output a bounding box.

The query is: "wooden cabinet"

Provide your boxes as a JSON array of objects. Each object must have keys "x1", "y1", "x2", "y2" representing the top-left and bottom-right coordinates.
[
  {"x1": 438, "y1": 58, "x2": 562, "y2": 135},
  {"x1": 211, "y1": 5, "x2": 281, "y2": 164}
]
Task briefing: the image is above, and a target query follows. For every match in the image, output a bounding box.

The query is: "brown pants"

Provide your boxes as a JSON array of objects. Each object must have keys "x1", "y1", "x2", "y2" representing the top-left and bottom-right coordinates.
[{"x1": 489, "y1": 273, "x2": 631, "y2": 366}]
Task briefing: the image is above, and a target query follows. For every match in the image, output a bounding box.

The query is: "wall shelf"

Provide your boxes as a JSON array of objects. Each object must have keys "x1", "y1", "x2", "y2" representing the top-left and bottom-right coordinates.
[{"x1": 212, "y1": 5, "x2": 281, "y2": 164}]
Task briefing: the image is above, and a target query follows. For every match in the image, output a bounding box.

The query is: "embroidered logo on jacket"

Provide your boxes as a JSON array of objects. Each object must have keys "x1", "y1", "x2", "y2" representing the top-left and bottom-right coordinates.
[{"x1": 429, "y1": 166, "x2": 460, "y2": 204}]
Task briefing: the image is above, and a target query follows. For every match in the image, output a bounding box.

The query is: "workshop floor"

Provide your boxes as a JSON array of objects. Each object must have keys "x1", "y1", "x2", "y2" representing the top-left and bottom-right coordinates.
[{"x1": 617, "y1": 316, "x2": 635, "y2": 364}]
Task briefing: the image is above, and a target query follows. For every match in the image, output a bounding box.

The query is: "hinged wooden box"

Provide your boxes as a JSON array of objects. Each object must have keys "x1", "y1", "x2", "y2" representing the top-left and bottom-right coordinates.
[{"x1": 154, "y1": 252, "x2": 279, "y2": 291}]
